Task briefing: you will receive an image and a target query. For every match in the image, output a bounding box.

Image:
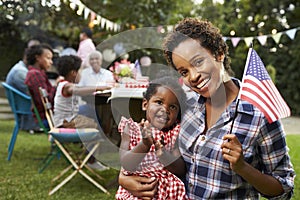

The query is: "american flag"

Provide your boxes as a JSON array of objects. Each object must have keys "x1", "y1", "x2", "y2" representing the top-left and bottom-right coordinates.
[{"x1": 238, "y1": 48, "x2": 291, "y2": 123}]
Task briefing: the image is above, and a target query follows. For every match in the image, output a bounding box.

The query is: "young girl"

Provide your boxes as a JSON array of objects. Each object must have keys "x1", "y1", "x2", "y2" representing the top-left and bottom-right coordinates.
[{"x1": 116, "y1": 76, "x2": 188, "y2": 200}]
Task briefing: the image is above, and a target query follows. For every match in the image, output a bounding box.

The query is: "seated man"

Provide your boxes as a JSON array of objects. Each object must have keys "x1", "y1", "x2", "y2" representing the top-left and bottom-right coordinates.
[
  {"x1": 6, "y1": 39, "x2": 41, "y2": 132},
  {"x1": 78, "y1": 50, "x2": 115, "y2": 126}
]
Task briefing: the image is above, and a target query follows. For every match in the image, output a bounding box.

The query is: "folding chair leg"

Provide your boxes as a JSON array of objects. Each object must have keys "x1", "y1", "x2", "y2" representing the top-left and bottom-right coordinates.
[
  {"x1": 49, "y1": 140, "x2": 110, "y2": 196},
  {"x1": 49, "y1": 169, "x2": 78, "y2": 195},
  {"x1": 38, "y1": 152, "x2": 57, "y2": 173}
]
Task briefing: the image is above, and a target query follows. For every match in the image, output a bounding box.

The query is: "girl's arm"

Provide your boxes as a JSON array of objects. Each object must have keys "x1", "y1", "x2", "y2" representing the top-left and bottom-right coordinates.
[
  {"x1": 155, "y1": 139, "x2": 186, "y2": 178},
  {"x1": 63, "y1": 83, "x2": 111, "y2": 96},
  {"x1": 119, "y1": 123, "x2": 153, "y2": 172}
]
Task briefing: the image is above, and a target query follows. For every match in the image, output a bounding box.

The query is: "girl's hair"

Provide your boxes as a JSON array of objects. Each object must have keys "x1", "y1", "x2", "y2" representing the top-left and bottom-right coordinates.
[
  {"x1": 26, "y1": 43, "x2": 53, "y2": 65},
  {"x1": 162, "y1": 17, "x2": 234, "y2": 76},
  {"x1": 143, "y1": 76, "x2": 187, "y2": 121},
  {"x1": 56, "y1": 55, "x2": 82, "y2": 77}
]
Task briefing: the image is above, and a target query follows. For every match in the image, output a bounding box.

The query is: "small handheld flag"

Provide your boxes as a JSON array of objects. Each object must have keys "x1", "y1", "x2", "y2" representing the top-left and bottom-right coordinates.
[{"x1": 237, "y1": 48, "x2": 291, "y2": 123}]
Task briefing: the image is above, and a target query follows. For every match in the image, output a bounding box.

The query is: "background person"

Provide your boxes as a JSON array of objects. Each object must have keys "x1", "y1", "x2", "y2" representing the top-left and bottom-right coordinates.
[
  {"x1": 53, "y1": 54, "x2": 110, "y2": 171},
  {"x1": 118, "y1": 18, "x2": 295, "y2": 199},
  {"x1": 5, "y1": 39, "x2": 41, "y2": 132},
  {"x1": 77, "y1": 27, "x2": 96, "y2": 69},
  {"x1": 77, "y1": 50, "x2": 115, "y2": 133},
  {"x1": 25, "y1": 44, "x2": 62, "y2": 129}
]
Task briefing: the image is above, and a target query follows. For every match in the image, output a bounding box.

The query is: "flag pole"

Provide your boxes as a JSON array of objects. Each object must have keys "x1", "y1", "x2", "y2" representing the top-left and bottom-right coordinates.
[{"x1": 229, "y1": 46, "x2": 253, "y2": 134}]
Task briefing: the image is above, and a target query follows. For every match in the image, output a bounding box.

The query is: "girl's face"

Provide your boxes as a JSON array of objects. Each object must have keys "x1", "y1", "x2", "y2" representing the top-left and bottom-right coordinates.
[
  {"x1": 172, "y1": 38, "x2": 224, "y2": 98},
  {"x1": 142, "y1": 86, "x2": 180, "y2": 130},
  {"x1": 89, "y1": 55, "x2": 102, "y2": 73},
  {"x1": 36, "y1": 49, "x2": 53, "y2": 70}
]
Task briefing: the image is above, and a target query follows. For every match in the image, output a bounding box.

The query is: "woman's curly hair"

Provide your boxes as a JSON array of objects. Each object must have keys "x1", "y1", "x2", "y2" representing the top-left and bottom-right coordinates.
[{"x1": 162, "y1": 18, "x2": 234, "y2": 76}]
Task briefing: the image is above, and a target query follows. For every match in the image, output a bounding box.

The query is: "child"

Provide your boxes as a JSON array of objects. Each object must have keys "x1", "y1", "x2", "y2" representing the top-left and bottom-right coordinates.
[
  {"x1": 54, "y1": 55, "x2": 111, "y2": 171},
  {"x1": 116, "y1": 76, "x2": 188, "y2": 200},
  {"x1": 53, "y1": 55, "x2": 111, "y2": 129}
]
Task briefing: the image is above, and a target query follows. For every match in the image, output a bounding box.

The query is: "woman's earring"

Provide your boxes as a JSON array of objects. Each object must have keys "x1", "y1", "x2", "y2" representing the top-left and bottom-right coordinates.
[{"x1": 223, "y1": 71, "x2": 231, "y2": 82}]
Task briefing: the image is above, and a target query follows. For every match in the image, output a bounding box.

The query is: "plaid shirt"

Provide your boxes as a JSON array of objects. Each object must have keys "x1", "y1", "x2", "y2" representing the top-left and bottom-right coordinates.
[
  {"x1": 179, "y1": 79, "x2": 295, "y2": 199},
  {"x1": 25, "y1": 66, "x2": 56, "y2": 120},
  {"x1": 116, "y1": 117, "x2": 188, "y2": 200}
]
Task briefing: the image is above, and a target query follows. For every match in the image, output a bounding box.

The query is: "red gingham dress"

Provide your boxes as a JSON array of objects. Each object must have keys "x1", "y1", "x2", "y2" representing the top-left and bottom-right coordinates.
[{"x1": 116, "y1": 117, "x2": 188, "y2": 200}]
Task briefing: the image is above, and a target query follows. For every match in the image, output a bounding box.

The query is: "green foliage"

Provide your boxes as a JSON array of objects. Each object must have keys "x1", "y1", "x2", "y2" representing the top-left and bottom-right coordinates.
[
  {"x1": 266, "y1": 64, "x2": 276, "y2": 83},
  {"x1": 0, "y1": 0, "x2": 299, "y2": 115}
]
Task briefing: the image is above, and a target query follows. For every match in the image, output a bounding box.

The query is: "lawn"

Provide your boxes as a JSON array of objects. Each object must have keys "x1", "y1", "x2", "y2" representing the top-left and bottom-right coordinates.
[
  {"x1": 0, "y1": 119, "x2": 299, "y2": 199},
  {"x1": 0, "y1": 120, "x2": 119, "y2": 200}
]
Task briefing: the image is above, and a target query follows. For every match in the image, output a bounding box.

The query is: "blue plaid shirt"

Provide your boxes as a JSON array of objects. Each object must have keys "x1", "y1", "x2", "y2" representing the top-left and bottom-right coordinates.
[{"x1": 179, "y1": 79, "x2": 295, "y2": 199}]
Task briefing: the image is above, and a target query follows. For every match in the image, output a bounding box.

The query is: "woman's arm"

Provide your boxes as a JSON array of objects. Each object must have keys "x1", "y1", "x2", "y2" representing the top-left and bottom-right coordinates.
[
  {"x1": 118, "y1": 170, "x2": 158, "y2": 199},
  {"x1": 222, "y1": 134, "x2": 285, "y2": 197}
]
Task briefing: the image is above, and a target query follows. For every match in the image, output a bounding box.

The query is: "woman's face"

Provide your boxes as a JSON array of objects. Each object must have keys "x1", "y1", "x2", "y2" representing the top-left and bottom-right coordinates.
[
  {"x1": 172, "y1": 38, "x2": 224, "y2": 98},
  {"x1": 36, "y1": 49, "x2": 53, "y2": 70},
  {"x1": 89, "y1": 55, "x2": 102, "y2": 73},
  {"x1": 142, "y1": 86, "x2": 180, "y2": 130}
]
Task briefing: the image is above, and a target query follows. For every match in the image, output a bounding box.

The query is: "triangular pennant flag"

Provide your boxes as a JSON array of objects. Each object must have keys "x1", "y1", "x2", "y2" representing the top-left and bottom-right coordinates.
[
  {"x1": 231, "y1": 37, "x2": 241, "y2": 47},
  {"x1": 76, "y1": 2, "x2": 84, "y2": 16},
  {"x1": 286, "y1": 28, "x2": 297, "y2": 40},
  {"x1": 244, "y1": 37, "x2": 254, "y2": 47},
  {"x1": 100, "y1": 18, "x2": 106, "y2": 29},
  {"x1": 94, "y1": 15, "x2": 101, "y2": 25},
  {"x1": 272, "y1": 32, "x2": 282, "y2": 44},
  {"x1": 257, "y1": 35, "x2": 268, "y2": 46},
  {"x1": 69, "y1": 2, "x2": 76, "y2": 10},
  {"x1": 84, "y1": 7, "x2": 90, "y2": 19}
]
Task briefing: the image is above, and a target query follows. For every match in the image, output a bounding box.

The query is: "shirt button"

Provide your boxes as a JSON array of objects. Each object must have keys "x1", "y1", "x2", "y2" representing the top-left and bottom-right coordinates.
[{"x1": 201, "y1": 135, "x2": 206, "y2": 141}]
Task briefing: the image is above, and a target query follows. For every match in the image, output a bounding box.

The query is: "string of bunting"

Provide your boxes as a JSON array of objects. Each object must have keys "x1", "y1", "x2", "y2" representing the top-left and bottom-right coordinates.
[
  {"x1": 223, "y1": 27, "x2": 300, "y2": 47},
  {"x1": 64, "y1": 0, "x2": 121, "y2": 32}
]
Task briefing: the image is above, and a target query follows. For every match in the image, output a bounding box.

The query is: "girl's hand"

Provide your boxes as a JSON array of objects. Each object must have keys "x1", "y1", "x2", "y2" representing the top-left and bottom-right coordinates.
[
  {"x1": 141, "y1": 120, "x2": 154, "y2": 148},
  {"x1": 221, "y1": 134, "x2": 246, "y2": 172}
]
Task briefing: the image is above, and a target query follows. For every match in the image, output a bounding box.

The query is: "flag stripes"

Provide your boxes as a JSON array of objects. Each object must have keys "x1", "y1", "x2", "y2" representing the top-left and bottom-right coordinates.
[{"x1": 238, "y1": 48, "x2": 291, "y2": 123}]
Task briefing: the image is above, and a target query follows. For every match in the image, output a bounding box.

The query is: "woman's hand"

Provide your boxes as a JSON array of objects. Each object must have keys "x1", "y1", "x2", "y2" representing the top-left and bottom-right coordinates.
[
  {"x1": 221, "y1": 134, "x2": 246, "y2": 172},
  {"x1": 118, "y1": 171, "x2": 158, "y2": 199}
]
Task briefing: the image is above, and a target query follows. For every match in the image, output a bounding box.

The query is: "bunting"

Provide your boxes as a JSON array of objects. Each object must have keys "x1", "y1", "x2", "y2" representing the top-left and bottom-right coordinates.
[
  {"x1": 64, "y1": 0, "x2": 121, "y2": 32},
  {"x1": 223, "y1": 27, "x2": 300, "y2": 47}
]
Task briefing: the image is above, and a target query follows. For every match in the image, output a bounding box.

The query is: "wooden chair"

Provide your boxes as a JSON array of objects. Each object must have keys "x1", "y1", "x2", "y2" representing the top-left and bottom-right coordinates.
[{"x1": 38, "y1": 87, "x2": 109, "y2": 196}]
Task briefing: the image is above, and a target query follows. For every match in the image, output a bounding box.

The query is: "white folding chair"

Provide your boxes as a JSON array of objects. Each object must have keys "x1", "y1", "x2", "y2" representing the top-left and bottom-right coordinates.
[{"x1": 38, "y1": 87, "x2": 110, "y2": 196}]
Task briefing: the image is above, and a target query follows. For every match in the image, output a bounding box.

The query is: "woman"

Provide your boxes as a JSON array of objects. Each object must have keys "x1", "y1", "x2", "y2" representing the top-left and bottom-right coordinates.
[
  {"x1": 118, "y1": 18, "x2": 295, "y2": 199},
  {"x1": 25, "y1": 44, "x2": 62, "y2": 128}
]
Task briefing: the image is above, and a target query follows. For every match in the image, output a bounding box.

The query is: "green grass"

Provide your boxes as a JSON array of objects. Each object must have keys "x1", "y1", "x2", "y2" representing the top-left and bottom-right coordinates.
[
  {"x1": 0, "y1": 120, "x2": 119, "y2": 200},
  {"x1": 0, "y1": 120, "x2": 299, "y2": 199}
]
